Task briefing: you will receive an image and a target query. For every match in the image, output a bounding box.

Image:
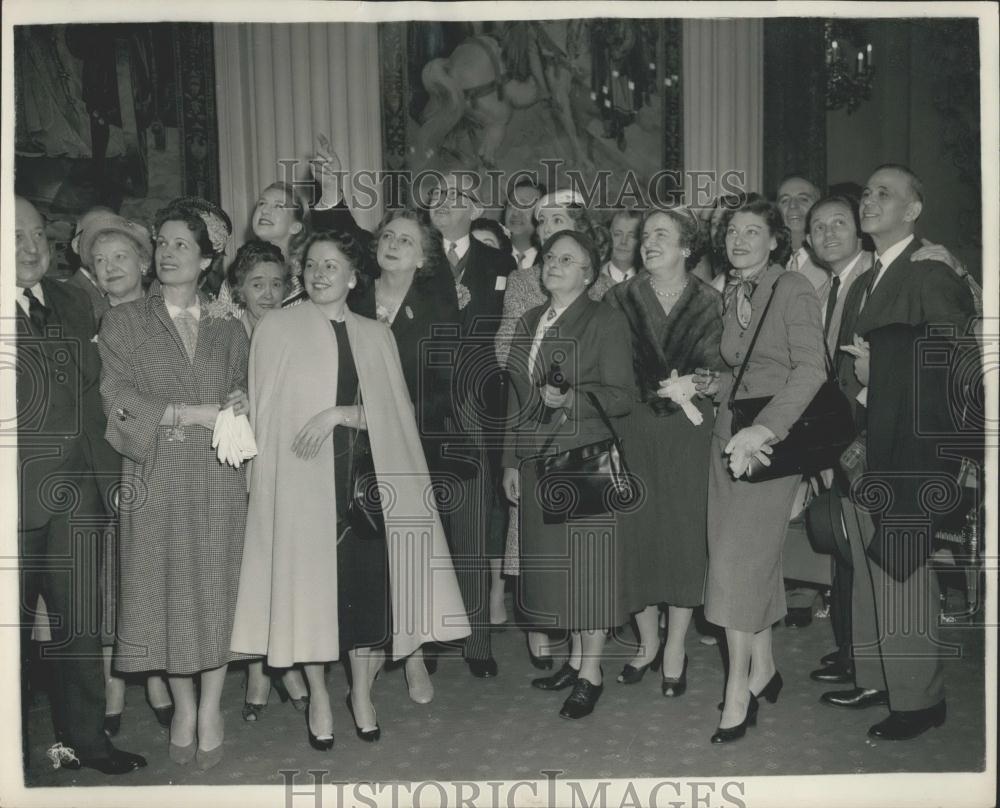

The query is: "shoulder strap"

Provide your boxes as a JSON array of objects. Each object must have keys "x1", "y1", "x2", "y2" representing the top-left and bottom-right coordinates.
[
  {"x1": 538, "y1": 390, "x2": 623, "y2": 455},
  {"x1": 726, "y1": 274, "x2": 835, "y2": 410}
]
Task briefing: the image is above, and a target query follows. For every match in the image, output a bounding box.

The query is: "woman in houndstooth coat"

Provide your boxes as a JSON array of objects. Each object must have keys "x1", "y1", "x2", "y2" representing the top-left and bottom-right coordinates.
[{"x1": 99, "y1": 198, "x2": 249, "y2": 767}]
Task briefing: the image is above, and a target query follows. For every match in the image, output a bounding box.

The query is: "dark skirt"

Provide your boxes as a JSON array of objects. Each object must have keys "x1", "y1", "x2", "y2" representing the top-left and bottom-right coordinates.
[
  {"x1": 516, "y1": 458, "x2": 630, "y2": 632},
  {"x1": 616, "y1": 398, "x2": 713, "y2": 612}
]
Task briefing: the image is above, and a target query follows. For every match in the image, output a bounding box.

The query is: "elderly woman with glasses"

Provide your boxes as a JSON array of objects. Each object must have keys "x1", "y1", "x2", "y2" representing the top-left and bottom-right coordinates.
[{"x1": 501, "y1": 230, "x2": 634, "y2": 720}]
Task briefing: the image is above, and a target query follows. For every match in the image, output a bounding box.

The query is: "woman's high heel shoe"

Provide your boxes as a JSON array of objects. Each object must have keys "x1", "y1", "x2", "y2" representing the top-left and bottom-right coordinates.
[
  {"x1": 710, "y1": 693, "x2": 759, "y2": 744},
  {"x1": 717, "y1": 670, "x2": 783, "y2": 710},
  {"x1": 617, "y1": 636, "x2": 665, "y2": 684},
  {"x1": 755, "y1": 671, "x2": 783, "y2": 703},
  {"x1": 346, "y1": 695, "x2": 381, "y2": 743},
  {"x1": 275, "y1": 677, "x2": 310, "y2": 712},
  {"x1": 305, "y1": 710, "x2": 334, "y2": 751},
  {"x1": 661, "y1": 654, "x2": 688, "y2": 697}
]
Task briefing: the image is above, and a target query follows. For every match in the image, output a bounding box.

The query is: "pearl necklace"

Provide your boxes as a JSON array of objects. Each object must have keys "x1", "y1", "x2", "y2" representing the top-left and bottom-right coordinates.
[{"x1": 649, "y1": 276, "x2": 688, "y2": 299}]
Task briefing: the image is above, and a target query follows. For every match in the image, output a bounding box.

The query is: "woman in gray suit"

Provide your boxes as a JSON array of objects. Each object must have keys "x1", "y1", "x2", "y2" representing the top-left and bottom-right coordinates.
[
  {"x1": 695, "y1": 197, "x2": 825, "y2": 743},
  {"x1": 501, "y1": 230, "x2": 635, "y2": 720}
]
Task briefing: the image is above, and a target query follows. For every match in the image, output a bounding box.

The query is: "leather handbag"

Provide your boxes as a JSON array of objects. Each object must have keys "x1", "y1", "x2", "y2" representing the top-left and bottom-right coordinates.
[
  {"x1": 345, "y1": 393, "x2": 386, "y2": 540},
  {"x1": 728, "y1": 277, "x2": 856, "y2": 482},
  {"x1": 535, "y1": 391, "x2": 637, "y2": 524}
]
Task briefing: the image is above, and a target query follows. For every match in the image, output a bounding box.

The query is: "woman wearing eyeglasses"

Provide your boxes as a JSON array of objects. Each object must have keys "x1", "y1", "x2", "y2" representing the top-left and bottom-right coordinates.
[
  {"x1": 350, "y1": 208, "x2": 460, "y2": 704},
  {"x1": 501, "y1": 230, "x2": 634, "y2": 720}
]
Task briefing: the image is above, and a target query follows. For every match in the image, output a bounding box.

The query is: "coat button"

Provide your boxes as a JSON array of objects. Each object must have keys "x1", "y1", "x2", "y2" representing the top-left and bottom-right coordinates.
[{"x1": 734, "y1": 351, "x2": 742, "y2": 359}]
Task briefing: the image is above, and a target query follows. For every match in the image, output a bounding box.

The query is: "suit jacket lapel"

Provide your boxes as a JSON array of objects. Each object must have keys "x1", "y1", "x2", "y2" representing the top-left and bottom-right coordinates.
[
  {"x1": 147, "y1": 283, "x2": 201, "y2": 396},
  {"x1": 856, "y1": 240, "x2": 918, "y2": 335}
]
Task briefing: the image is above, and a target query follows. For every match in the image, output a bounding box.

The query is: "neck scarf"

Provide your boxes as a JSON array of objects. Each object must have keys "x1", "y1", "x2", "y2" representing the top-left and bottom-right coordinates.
[{"x1": 724, "y1": 265, "x2": 768, "y2": 330}]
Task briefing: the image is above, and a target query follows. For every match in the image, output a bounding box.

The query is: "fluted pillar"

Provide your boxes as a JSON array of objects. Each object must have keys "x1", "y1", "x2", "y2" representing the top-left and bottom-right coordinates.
[
  {"x1": 682, "y1": 19, "x2": 764, "y2": 202},
  {"x1": 214, "y1": 22, "x2": 383, "y2": 253}
]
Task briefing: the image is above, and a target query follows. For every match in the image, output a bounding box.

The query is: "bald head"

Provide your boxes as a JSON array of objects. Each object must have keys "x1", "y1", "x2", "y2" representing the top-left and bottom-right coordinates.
[{"x1": 15, "y1": 196, "x2": 51, "y2": 288}]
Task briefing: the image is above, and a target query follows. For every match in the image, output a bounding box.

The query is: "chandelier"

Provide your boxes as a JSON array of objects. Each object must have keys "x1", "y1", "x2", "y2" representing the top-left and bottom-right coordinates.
[{"x1": 824, "y1": 20, "x2": 875, "y2": 114}]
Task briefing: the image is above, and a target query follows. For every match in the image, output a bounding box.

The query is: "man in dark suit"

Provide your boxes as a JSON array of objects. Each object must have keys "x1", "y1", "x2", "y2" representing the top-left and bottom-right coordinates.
[
  {"x1": 14, "y1": 196, "x2": 146, "y2": 775},
  {"x1": 427, "y1": 172, "x2": 515, "y2": 677},
  {"x1": 820, "y1": 166, "x2": 976, "y2": 740}
]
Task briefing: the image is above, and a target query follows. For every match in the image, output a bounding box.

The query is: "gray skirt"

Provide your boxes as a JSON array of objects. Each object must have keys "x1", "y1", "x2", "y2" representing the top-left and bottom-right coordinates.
[{"x1": 703, "y1": 435, "x2": 800, "y2": 633}]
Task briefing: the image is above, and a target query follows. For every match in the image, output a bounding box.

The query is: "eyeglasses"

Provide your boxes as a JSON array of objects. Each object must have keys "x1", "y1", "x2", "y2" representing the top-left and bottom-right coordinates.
[{"x1": 542, "y1": 253, "x2": 589, "y2": 269}]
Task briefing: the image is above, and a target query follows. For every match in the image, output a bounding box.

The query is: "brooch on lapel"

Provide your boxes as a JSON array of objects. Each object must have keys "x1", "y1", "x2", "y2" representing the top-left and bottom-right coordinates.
[
  {"x1": 456, "y1": 283, "x2": 471, "y2": 311},
  {"x1": 204, "y1": 298, "x2": 238, "y2": 321},
  {"x1": 90, "y1": 334, "x2": 99, "y2": 343},
  {"x1": 405, "y1": 305, "x2": 414, "y2": 320}
]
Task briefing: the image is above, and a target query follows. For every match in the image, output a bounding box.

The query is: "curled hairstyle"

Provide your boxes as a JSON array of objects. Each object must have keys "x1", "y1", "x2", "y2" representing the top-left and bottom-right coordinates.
[
  {"x1": 258, "y1": 181, "x2": 311, "y2": 261},
  {"x1": 373, "y1": 207, "x2": 446, "y2": 286},
  {"x1": 540, "y1": 229, "x2": 602, "y2": 289},
  {"x1": 226, "y1": 240, "x2": 289, "y2": 306},
  {"x1": 471, "y1": 217, "x2": 513, "y2": 254},
  {"x1": 715, "y1": 194, "x2": 792, "y2": 270},
  {"x1": 639, "y1": 206, "x2": 706, "y2": 272},
  {"x1": 301, "y1": 228, "x2": 371, "y2": 295}
]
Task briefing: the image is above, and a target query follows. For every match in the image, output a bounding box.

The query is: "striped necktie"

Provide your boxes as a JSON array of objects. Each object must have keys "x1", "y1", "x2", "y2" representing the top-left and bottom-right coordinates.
[{"x1": 174, "y1": 310, "x2": 198, "y2": 361}]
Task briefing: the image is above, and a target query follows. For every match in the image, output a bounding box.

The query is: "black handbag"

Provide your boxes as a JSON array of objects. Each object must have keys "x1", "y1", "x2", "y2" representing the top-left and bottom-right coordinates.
[
  {"x1": 345, "y1": 401, "x2": 386, "y2": 540},
  {"x1": 535, "y1": 391, "x2": 637, "y2": 524},
  {"x1": 728, "y1": 277, "x2": 856, "y2": 482}
]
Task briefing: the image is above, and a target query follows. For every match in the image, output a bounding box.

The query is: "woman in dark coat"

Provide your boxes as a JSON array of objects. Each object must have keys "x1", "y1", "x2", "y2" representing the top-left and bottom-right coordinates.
[
  {"x1": 604, "y1": 206, "x2": 725, "y2": 695},
  {"x1": 99, "y1": 197, "x2": 249, "y2": 769},
  {"x1": 696, "y1": 198, "x2": 825, "y2": 743},
  {"x1": 351, "y1": 207, "x2": 460, "y2": 705},
  {"x1": 501, "y1": 230, "x2": 634, "y2": 720}
]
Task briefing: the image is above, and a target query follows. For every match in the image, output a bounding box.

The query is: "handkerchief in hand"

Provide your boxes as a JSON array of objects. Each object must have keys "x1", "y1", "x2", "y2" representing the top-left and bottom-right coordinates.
[{"x1": 658, "y1": 371, "x2": 704, "y2": 425}]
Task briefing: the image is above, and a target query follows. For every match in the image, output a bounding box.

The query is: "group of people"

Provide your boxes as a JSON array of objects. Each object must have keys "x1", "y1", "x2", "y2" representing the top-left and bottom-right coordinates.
[{"x1": 15, "y1": 142, "x2": 980, "y2": 775}]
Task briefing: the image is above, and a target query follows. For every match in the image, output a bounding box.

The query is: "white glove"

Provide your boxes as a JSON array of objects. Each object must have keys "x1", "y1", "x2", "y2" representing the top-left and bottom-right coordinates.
[
  {"x1": 212, "y1": 406, "x2": 258, "y2": 467},
  {"x1": 657, "y1": 370, "x2": 704, "y2": 425}
]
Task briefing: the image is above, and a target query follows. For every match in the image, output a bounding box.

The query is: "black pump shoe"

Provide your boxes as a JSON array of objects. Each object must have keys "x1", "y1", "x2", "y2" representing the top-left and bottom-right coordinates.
[
  {"x1": 306, "y1": 710, "x2": 334, "y2": 751},
  {"x1": 617, "y1": 636, "x2": 665, "y2": 684},
  {"x1": 661, "y1": 655, "x2": 688, "y2": 697},
  {"x1": 346, "y1": 695, "x2": 381, "y2": 742},
  {"x1": 717, "y1": 671, "x2": 782, "y2": 710},
  {"x1": 711, "y1": 694, "x2": 759, "y2": 744}
]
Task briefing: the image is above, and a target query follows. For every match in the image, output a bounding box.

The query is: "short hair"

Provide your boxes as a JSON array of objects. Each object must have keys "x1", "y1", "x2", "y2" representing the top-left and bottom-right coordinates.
[
  {"x1": 535, "y1": 199, "x2": 611, "y2": 265},
  {"x1": 540, "y1": 229, "x2": 602, "y2": 289},
  {"x1": 716, "y1": 195, "x2": 792, "y2": 268},
  {"x1": 775, "y1": 173, "x2": 822, "y2": 200},
  {"x1": 872, "y1": 163, "x2": 925, "y2": 204},
  {"x1": 373, "y1": 207, "x2": 446, "y2": 285},
  {"x1": 154, "y1": 197, "x2": 232, "y2": 259},
  {"x1": 805, "y1": 194, "x2": 862, "y2": 237},
  {"x1": 609, "y1": 208, "x2": 643, "y2": 227},
  {"x1": 258, "y1": 181, "x2": 311, "y2": 261},
  {"x1": 301, "y1": 228, "x2": 371, "y2": 294},
  {"x1": 639, "y1": 207, "x2": 706, "y2": 271},
  {"x1": 226, "y1": 240, "x2": 289, "y2": 306},
  {"x1": 471, "y1": 217, "x2": 512, "y2": 254}
]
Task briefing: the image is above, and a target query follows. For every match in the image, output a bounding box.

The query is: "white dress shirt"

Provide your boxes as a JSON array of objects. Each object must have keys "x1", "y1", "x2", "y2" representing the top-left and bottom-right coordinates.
[
  {"x1": 527, "y1": 303, "x2": 569, "y2": 378},
  {"x1": 512, "y1": 246, "x2": 538, "y2": 270},
  {"x1": 822, "y1": 250, "x2": 865, "y2": 326},
  {"x1": 603, "y1": 261, "x2": 636, "y2": 284},
  {"x1": 869, "y1": 234, "x2": 915, "y2": 293},
  {"x1": 164, "y1": 299, "x2": 202, "y2": 322},
  {"x1": 445, "y1": 234, "x2": 471, "y2": 263},
  {"x1": 16, "y1": 283, "x2": 45, "y2": 316}
]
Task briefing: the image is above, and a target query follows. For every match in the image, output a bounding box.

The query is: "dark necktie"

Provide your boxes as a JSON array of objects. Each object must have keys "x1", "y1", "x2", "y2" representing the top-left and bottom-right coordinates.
[
  {"x1": 23, "y1": 288, "x2": 49, "y2": 334},
  {"x1": 823, "y1": 274, "x2": 841, "y2": 339},
  {"x1": 861, "y1": 259, "x2": 882, "y2": 310}
]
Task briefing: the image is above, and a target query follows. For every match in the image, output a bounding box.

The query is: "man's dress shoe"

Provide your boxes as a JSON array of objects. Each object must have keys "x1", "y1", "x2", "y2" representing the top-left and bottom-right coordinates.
[
  {"x1": 559, "y1": 677, "x2": 603, "y2": 719},
  {"x1": 869, "y1": 701, "x2": 946, "y2": 740},
  {"x1": 50, "y1": 744, "x2": 148, "y2": 775},
  {"x1": 810, "y1": 660, "x2": 854, "y2": 684},
  {"x1": 821, "y1": 687, "x2": 888, "y2": 709},
  {"x1": 819, "y1": 650, "x2": 841, "y2": 666},
  {"x1": 467, "y1": 657, "x2": 498, "y2": 678},
  {"x1": 531, "y1": 661, "x2": 579, "y2": 691}
]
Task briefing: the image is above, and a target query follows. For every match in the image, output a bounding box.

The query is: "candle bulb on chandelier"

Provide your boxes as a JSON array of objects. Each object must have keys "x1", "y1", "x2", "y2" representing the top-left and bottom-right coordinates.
[
  {"x1": 866, "y1": 43, "x2": 873, "y2": 68},
  {"x1": 856, "y1": 52, "x2": 863, "y2": 76}
]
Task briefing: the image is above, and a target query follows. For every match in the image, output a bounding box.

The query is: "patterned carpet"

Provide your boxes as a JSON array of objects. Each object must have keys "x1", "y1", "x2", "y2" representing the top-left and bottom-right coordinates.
[{"x1": 21, "y1": 596, "x2": 986, "y2": 788}]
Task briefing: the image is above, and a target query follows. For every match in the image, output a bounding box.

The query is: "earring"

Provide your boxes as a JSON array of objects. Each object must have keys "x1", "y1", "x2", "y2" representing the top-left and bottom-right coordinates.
[
  {"x1": 682, "y1": 249, "x2": 691, "y2": 258},
  {"x1": 348, "y1": 279, "x2": 357, "y2": 289}
]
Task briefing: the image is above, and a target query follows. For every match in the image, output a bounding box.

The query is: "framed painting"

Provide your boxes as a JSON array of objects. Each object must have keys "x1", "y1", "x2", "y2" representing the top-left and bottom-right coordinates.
[
  {"x1": 380, "y1": 18, "x2": 683, "y2": 211},
  {"x1": 12, "y1": 22, "x2": 218, "y2": 275}
]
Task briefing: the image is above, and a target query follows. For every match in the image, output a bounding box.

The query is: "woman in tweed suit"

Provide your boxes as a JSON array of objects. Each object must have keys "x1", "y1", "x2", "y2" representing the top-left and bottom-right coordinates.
[
  {"x1": 695, "y1": 197, "x2": 825, "y2": 743},
  {"x1": 99, "y1": 198, "x2": 250, "y2": 769}
]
